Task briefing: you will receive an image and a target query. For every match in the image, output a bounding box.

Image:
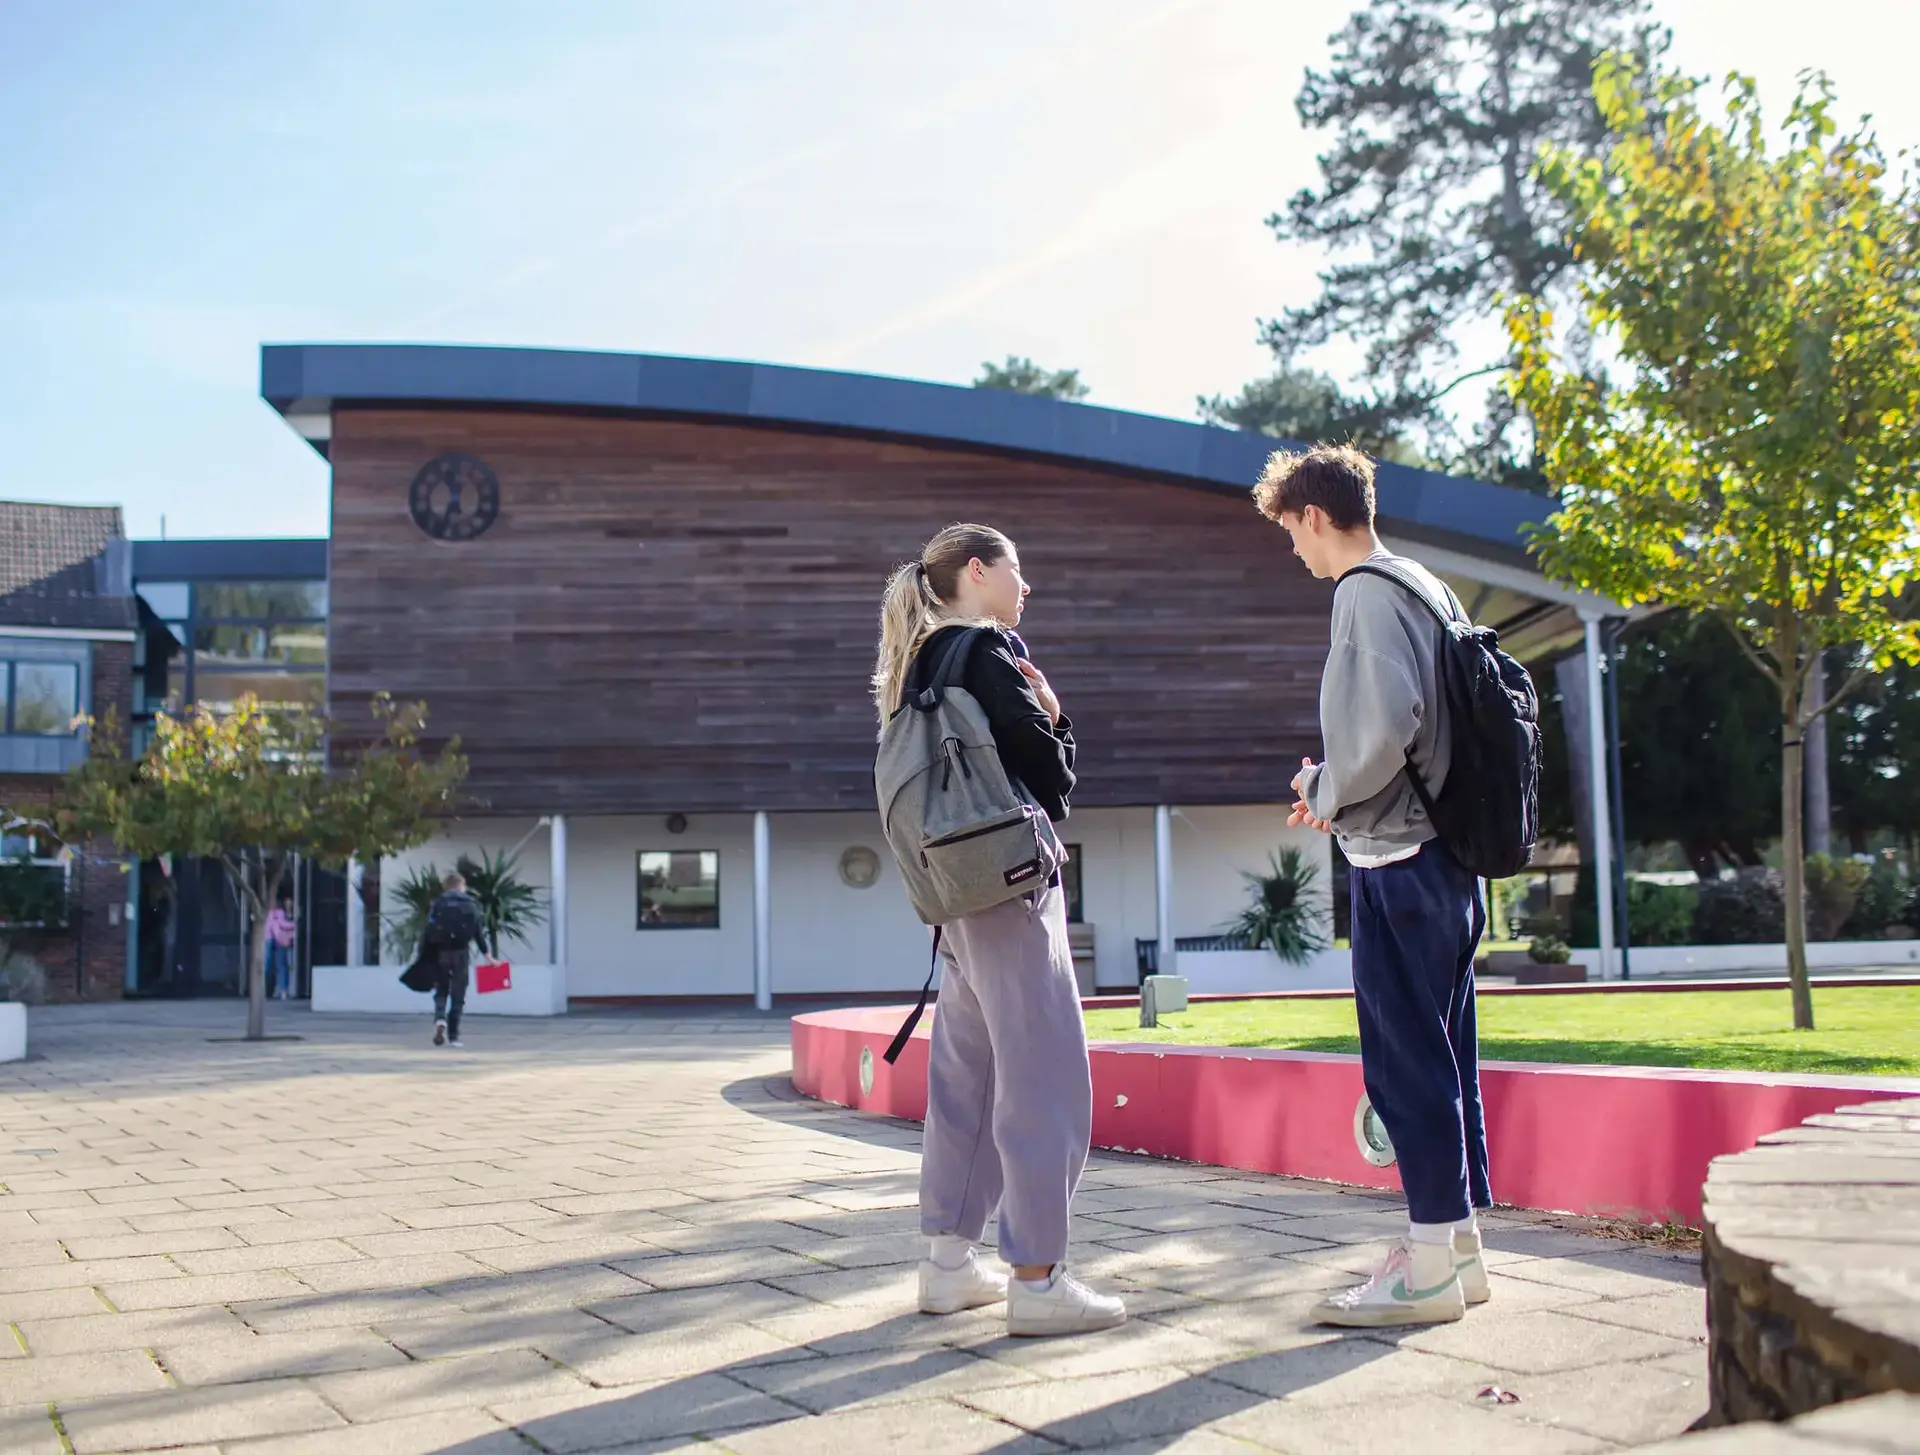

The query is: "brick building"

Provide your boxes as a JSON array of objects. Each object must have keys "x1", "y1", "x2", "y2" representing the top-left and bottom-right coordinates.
[{"x1": 0, "y1": 502, "x2": 137, "y2": 1002}]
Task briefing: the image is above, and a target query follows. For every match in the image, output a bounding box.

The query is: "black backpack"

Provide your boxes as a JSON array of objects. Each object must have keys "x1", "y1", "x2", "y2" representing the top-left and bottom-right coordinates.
[
  {"x1": 423, "y1": 893, "x2": 481, "y2": 953},
  {"x1": 1344, "y1": 562, "x2": 1541, "y2": 880}
]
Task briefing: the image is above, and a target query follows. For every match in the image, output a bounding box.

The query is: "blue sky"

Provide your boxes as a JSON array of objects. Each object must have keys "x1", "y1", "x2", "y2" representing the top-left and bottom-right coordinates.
[{"x1": 4, "y1": 0, "x2": 1915, "y2": 540}]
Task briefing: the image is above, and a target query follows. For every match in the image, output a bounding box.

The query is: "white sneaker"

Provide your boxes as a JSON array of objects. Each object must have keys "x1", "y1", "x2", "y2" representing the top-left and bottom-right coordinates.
[
  {"x1": 432, "y1": 1020, "x2": 447, "y2": 1046},
  {"x1": 1312, "y1": 1239, "x2": 1466, "y2": 1327},
  {"x1": 1455, "y1": 1227, "x2": 1491, "y2": 1305},
  {"x1": 918, "y1": 1251, "x2": 1008, "y2": 1314},
  {"x1": 1006, "y1": 1267, "x2": 1127, "y2": 1337}
]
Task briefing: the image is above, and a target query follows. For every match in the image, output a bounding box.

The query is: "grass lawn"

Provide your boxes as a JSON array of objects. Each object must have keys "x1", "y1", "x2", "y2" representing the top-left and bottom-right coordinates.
[{"x1": 1084, "y1": 985, "x2": 1920, "y2": 1077}]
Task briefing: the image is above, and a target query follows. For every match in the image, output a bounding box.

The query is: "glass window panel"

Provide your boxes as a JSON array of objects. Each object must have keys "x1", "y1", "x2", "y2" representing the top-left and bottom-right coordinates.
[
  {"x1": 192, "y1": 623, "x2": 326, "y2": 667},
  {"x1": 136, "y1": 582, "x2": 191, "y2": 618},
  {"x1": 1062, "y1": 845, "x2": 1083, "y2": 923},
  {"x1": 194, "y1": 581, "x2": 327, "y2": 620},
  {"x1": 191, "y1": 669, "x2": 325, "y2": 714},
  {"x1": 636, "y1": 850, "x2": 720, "y2": 928},
  {"x1": 11, "y1": 662, "x2": 80, "y2": 735}
]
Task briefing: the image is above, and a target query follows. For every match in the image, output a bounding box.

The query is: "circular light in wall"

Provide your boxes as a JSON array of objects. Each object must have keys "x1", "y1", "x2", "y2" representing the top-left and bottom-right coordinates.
[
  {"x1": 666, "y1": 814, "x2": 688, "y2": 835},
  {"x1": 839, "y1": 846, "x2": 881, "y2": 889},
  {"x1": 1353, "y1": 1094, "x2": 1397, "y2": 1167}
]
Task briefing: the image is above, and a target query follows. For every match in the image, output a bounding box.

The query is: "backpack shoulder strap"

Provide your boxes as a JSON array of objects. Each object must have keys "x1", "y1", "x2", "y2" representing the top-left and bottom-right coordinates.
[
  {"x1": 1342, "y1": 561, "x2": 1463, "y2": 628},
  {"x1": 883, "y1": 925, "x2": 942, "y2": 1064},
  {"x1": 911, "y1": 627, "x2": 990, "y2": 711}
]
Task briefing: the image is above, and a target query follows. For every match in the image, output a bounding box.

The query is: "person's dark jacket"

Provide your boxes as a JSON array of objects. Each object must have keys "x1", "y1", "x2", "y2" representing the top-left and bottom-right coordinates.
[
  {"x1": 907, "y1": 624, "x2": 1076, "y2": 823},
  {"x1": 425, "y1": 890, "x2": 488, "y2": 971}
]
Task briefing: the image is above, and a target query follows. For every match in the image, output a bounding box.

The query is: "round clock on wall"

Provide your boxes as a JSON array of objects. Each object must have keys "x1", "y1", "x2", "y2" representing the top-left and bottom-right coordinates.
[{"x1": 409, "y1": 453, "x2": 500, "y2": 541}]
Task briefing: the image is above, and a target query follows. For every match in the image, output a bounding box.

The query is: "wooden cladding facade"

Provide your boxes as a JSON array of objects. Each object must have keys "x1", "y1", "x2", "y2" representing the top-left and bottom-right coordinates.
[{"x1": 327, "y1": 407, "x2": 1331, "y2": 815}]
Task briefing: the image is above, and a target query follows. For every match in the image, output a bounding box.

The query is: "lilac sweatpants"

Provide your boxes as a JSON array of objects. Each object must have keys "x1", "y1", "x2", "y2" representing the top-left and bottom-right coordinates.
[{"x1": 918, "y1": 884, "x2": 1093, "y2": 1268}]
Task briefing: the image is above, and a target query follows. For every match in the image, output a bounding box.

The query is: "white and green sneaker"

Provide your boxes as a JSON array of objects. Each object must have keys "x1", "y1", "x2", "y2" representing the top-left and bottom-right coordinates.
[
  {"x1": 1455, "y1": 1227, "x2": 1491, "y2": 1305},
  {"x1": 1312, "y1": 1239, "x2": 1466, "y2": 1327}
]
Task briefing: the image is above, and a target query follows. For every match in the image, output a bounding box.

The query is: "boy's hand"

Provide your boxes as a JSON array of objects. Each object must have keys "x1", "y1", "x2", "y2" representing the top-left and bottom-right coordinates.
[{"x1": 1289, "y1": 756, "x2": 1333, "y2": 833}]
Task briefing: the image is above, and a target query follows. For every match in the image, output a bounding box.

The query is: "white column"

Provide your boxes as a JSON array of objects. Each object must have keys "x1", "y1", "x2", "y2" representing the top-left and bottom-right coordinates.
[
  {"x1": 1154, "y1": 805, "x2": 1176, "y2": 979},
  {"x1": 549, "y1": 815, "x2": 569, "y2": 966},
  {"x1": 1582, "y1": 615, "x2": 1618, "y2": 980},
  {"x1": 753, "y1": 811, "x2": 772, "y2": 1012},
  {"x1": 344, "y1": 856, "x2": 363, "y2": 967}
]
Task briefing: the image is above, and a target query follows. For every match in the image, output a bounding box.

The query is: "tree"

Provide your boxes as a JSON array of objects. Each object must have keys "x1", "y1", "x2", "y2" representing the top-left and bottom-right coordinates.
[
  {"x1": 1614, "y1": 613, "x2": 1780, "y2": 876},
  {"x1": 1259, "y1": 0, "x2": 1666, "y2": 482},
  {"x1": 972, "y1": 356, "x2": 1089, "y2": 401},
  {"x1": 1830, "y1": 655, "x2": 1920, "y2": 855},
  {"x1": 60, "y1": 696, "x2": 467, "y2": 1040},
  {"x1": 1196, "y1": 366, "x2": 1426, "y2": 464},
  {"x1": 1511, "y1": 63, "x2": 1920, "y2": 1029}
]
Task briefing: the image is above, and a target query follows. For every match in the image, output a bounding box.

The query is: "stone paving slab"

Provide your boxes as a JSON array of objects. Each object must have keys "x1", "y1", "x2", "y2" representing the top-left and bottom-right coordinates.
[{"x1": 0, "y1": 1001, "x2": 1731, "y2": 1452}]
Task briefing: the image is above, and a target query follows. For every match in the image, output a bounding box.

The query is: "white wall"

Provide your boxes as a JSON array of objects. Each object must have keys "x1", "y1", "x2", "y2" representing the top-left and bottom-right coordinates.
[
  {"x1": 766, "y1": 813, "x2": 931, "y2": 994},
  {"x1": 385, "y1": 805, "x2": 1330, "y2": 999},
  {"x1": 568, "y1": 814, "x2": 755, "y2": 997},
  {"x1": 1062, "y1": 804, "x2": 1329, "y2": 990},
  {"x1": 379, "y1": 818, "x2": 553, "y2": 965}
]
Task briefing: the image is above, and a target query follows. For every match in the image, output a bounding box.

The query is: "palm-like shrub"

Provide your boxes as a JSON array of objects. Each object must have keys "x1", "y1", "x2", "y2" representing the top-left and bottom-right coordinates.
[
  {"x1": 382, "y1": 850, "x2": 549, "y2": 961},
  {"x1": 1226, "y1": 847, "x2": 1329, "y2": 964}
]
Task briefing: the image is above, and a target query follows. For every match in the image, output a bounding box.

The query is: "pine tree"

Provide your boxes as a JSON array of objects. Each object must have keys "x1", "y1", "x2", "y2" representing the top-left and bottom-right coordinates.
[{"x1": 1261, "y1": 0, "x2": 1666, "y2": 482}]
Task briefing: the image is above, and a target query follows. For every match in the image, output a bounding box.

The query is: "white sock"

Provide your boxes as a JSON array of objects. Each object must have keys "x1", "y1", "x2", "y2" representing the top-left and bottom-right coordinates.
[
  {"x1": 928, "y1": 1235, "x2": 973, "y2": 1271},
  {"x1": 1407, "y1": 1219, "x2": 1455, "y2": 1246},
  {"x1": 1452, "y1": 1212, "x2": 1480, "y2": 1240},
  {"x1": 1016, "y1": 1265, "x2": 1057, "y2": 1291}
]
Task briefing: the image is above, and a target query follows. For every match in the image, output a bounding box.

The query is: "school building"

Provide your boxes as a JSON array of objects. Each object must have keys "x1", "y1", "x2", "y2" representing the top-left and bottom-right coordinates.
[{"x1": 1, "y1": 343, "x2": 1630, "y2": 1005}]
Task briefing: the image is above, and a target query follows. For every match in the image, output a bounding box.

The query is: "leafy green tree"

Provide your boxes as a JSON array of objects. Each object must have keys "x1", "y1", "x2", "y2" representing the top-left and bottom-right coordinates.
[
  {"x1": 60, "y1": 696, "x2": 467, "y2": 1040},
  {"x1": 1196, "y1": 367, "x2": 1426, "y2": 464},
  {"x1": 1259, "y1": 0, "x2": 1665, "y2": 483},
  {"x1": 1615, "y1": 613, "x2": 1780, "y2": 876},
  {"x1": 972, "y1": 356, "x2": 1089, "y2": 401},
  {"x1": 1512, "y1": 63, "x2": 1920, "y2": 1029},
  {"x1": 1829, "y1": 656, "x2": 1920, "y2": 855}
]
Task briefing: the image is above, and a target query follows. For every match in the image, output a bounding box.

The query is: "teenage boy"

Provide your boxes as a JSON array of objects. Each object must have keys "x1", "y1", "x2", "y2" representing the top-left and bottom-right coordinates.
[{"x1": 1253, "y1": 443, "x2": 1491, "y2": 1327}]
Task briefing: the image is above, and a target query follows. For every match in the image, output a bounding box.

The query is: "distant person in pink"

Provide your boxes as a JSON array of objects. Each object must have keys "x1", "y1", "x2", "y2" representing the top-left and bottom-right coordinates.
[{"x1": 265, "y1": 894, "x2": 298, "y2": 1000}]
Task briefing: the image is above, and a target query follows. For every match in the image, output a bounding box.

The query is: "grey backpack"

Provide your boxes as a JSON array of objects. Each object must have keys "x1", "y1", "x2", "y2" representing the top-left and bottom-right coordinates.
[{"x1": 874, "y1": 626, "x2": 1065, "y2": 1060}]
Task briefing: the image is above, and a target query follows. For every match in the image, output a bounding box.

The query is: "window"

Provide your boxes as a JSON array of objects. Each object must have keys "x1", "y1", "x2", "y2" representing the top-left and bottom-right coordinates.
[
  {"x1": 190, "y1": 670, "x2": 325, "y2": 714},
  {"x1": 637, "y1": 850, "x2": 720, "y2": 928},
  {"x1": 195, "y1": 581, "x2": 327, "y2": 620},
  {"x1": 135, "y1": 581, "x2": 191, "y2": 619},
  {"x1": 0, "y1": 823, "x2": 69, "y2": 928},
  {"x1": 4, "y1": 662, "x2": 81, "y2": 735},
  {"x1": 192, "y1": 624, "x2": 327, "y2": 667},
  {"x1": 1062, "y1": 844, "x2": 1084, "y2": 924}
]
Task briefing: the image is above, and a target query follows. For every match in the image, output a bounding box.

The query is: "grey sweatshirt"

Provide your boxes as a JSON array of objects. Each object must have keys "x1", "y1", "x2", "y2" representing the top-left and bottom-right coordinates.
[{"x1": 1298, "y1": 550, "x2": 1459, "y2": 864}]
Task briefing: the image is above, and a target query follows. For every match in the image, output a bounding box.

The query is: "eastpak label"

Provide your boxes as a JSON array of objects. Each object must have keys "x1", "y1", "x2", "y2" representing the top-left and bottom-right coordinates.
[{"x1": 1004, "y1": 859, "x2": 1042, "y2": 886}]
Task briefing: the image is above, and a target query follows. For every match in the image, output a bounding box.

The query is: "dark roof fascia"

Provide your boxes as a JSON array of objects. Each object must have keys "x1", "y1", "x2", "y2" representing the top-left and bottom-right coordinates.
[
  {"x1": 262, "y1": 343, "x2": 1553, "y2": 558},
  {"x1": 132, "y1": 539, "x2": 329, "y2": 582}
]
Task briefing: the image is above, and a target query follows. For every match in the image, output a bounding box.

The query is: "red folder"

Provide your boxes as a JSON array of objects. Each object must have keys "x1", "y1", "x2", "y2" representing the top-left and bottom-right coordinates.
[{"x1": 475, "y1": 961, "x2": 512, "y2": 995}]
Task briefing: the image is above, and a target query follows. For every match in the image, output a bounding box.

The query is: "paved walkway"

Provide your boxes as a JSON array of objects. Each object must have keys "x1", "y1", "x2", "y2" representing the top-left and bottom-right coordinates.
[{"x1": 2, "y1": 1003, "x2": 1710, "y2": 1454}]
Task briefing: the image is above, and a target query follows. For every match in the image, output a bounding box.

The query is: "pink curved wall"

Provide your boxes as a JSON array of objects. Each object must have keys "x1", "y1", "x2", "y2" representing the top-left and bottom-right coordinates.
[{"x1": 791, "y1": 1006, "x2": 1920, "y2": 1225}]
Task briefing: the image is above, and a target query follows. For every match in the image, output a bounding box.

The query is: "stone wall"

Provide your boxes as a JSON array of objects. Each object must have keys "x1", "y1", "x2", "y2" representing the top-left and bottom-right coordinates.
[{"x1": 1701, "y1": 1095, "x2": 1920, "y2": 1426}]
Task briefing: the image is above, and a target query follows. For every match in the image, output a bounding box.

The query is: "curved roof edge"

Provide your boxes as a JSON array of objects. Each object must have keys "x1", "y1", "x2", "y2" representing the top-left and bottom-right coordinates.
[{"x1": 261, "y1": 342, "x2": 1549, "y2": 562}]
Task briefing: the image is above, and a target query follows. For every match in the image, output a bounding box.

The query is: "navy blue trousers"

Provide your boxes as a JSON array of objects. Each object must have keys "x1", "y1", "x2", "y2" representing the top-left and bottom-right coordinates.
[{"x1": 1350, "y1": 841, "x2": 1491, "y2": 1224}]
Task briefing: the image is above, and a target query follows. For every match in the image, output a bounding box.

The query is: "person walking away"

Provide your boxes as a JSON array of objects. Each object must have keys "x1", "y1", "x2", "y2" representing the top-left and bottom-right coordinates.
[
  {"x1": 265, "y1": 894, "x2": 298, "y2": 1000},
  {"x1": 1254, "y1": 445, "x2": 1495, "y2": 1328},
  {"x1": 872, "y1": 523, "x2": 1125, "y2": 1338},
  {"x1": 423, "y1": 872, "x2": 486, "y2": 1048}
]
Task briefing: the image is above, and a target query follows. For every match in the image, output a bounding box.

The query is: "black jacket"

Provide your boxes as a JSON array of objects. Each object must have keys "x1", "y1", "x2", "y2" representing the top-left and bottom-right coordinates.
[
  {"x1": 425, "y1": 890, "x2": 488, "y2": 966},
  {"x1": 906, "y1": 624, "x2": 1076, "y2": 823}
]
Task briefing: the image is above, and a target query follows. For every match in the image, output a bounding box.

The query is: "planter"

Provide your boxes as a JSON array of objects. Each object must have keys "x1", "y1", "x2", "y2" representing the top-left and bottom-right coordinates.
[
  {"x1": 1569, "y1": 939, "x2": 1920, "y2": 979},
  {"x1": 1480, "y1": 949, "x2": 1586, "y2": 984},
  {"x1": 0, "y1": 1001, "x2": 24, "y2": 1063},
  {"x1": 311, "y1": 963, "x2": 569, "y2": 1017}
]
